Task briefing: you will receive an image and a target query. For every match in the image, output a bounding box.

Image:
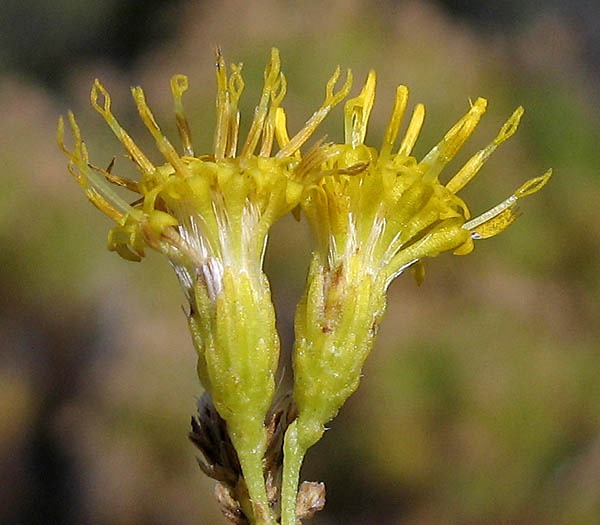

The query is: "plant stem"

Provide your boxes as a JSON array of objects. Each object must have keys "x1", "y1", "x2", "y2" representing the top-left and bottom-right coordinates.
[
  {"x1": 236, "y1": 445, "x2": 277, "y2": 525},
  {"x1": 280, "y1": 419, "x2": 308, "y2": 525}
]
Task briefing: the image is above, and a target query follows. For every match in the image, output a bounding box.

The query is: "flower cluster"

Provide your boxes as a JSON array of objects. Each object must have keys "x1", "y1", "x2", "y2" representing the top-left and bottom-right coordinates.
[
  {"x1": 281, "y1": 68, "x2": 550, "y2": 525},
  {"x1": 59, "y1": 48, "x2": 550, "y2": 525}
]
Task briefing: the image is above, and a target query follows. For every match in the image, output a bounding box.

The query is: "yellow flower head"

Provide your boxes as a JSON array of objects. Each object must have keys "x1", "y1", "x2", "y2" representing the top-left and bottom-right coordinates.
[
  {"x1": 58, "y1": 51, "x2": 354, "y2": 524},
  {"x1": 301, "y1": 70, "x2": 552, "y2": 287},
  {"x1": 58, "y1": 48, "x2": 352, "y2": 299},
  {"x1": 283, "y1": 72, "x2": 552, "y2": 525}
]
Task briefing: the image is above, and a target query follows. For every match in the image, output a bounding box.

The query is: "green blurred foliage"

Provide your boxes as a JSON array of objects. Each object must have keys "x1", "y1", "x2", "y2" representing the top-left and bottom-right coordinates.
[{"x1": 1, "y1": 1, "x2": 599, "y2": 523}]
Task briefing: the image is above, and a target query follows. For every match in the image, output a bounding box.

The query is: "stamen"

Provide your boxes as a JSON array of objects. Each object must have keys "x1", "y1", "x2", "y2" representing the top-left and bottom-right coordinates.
[
  {"x1": 344, "y1": 70, "x2": 376, "y2": 148},
  {"x1": 171, "y1": 75, "x2": 194, "y2": 156},
  {"x1": 274, "y1": 108, "x2": 290, "y2": 148},
  {"x1": 380, "y1": 85, "x2": 409, "y2": 158},
  {"x1": 214, "y1": 48, "x2": 230, "y2": 160},
  {"x1": 463, "y1": 169, "x2": 552, "y2": 238},
  {"x1": 397, "y1": 103, "x2": 425, "y2": 157},
  {"x1": 131, "y1": 86, "x2": 192, "y2": 178},
  {"x1": 241, "y1": 48, "x2": 281, "y2": 158},
  {"x1": 276, "y1": 66, "x2": 353, "y2": 158},
  {"x1": 259, "y1": 71, "x2": 287, "y2": 157},
  {"x1": 421, "y1": 97, "x2": 487, "y2": 182},
  {"x1": 467, "y1": 207, "x2": 519, "y2": 239},
  {"x1": 228, "y1": 63, "x2": 245, "y2": 107},
  {"x1": 446, "y1": 106, "x2": 524, "y2": 193},
  {"x1": 227, "y1": 63, "x2": 244, "y2": 157},
  {"x1": 514, "y1": 171, "x2": 552, "y2": 197},
  {"x1": 57, "y1": 115, "x2": 82, "y2": 184},
  {"x1": 58, "y1": 112, "x2": 137, "y2": 221},
  {"x1": 83, "y1": 186, "x2": 125, "y2": 222},
  {"x1": 90, "y1": 80, "x2": 156, "y2": 175}
]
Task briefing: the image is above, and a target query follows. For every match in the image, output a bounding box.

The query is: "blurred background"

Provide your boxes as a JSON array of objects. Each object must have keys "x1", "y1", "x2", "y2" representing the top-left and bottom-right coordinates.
[{"x1": 1, "y1": 0, "x2": 599, "y2": 523}]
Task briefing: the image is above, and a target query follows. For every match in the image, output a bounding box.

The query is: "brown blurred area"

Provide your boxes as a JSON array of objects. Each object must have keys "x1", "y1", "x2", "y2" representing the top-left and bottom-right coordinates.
[{"x1": 1, "y1": 0, "x2": 599, "y2": 523}]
